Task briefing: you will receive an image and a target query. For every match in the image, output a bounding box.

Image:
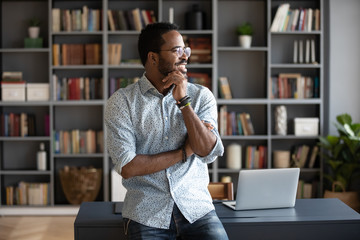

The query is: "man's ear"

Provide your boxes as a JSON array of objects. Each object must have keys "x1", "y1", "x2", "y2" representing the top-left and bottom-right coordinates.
[{"x1": 148, "y1": 52, "x2": 158, "y2": 65}]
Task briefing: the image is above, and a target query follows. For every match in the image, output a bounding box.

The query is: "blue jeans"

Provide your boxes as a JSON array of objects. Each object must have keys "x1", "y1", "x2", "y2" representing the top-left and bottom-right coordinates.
[{"x1": 124, "y1": 204, "x2": 229, "y2": 240}]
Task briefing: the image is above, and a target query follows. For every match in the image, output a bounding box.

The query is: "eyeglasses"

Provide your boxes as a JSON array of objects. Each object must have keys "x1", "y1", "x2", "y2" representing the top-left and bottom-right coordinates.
[{"x1": 158, "y1": 47, "x2": 191, "y2": 58}]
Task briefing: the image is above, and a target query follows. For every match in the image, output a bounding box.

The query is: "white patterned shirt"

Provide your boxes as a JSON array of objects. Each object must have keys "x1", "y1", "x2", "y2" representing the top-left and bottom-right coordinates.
[{"x1": 105, "y1": 73, "x2": 224, "y2": 229}]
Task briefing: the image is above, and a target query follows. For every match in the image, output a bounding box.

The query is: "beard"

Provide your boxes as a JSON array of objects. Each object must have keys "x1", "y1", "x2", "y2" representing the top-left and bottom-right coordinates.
[{"x1": 158, "y1": 56, "x2": 187, "y2": 77}]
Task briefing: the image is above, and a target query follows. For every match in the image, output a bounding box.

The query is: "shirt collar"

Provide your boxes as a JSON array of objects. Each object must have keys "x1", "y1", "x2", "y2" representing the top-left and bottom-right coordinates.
[{"x1": 139, "y1": 72, "x2": 174, "y2": 97}]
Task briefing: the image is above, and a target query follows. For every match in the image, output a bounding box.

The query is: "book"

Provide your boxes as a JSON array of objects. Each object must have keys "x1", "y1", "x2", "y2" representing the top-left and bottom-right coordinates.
[
  {"x1": 239, "y1": 113, "x2": 249, "y2": 136},
  {"x1": 308, "y1": 146, "x2": 319, "y2": 168},
  {"x1": 117, "y1": 10, "x2": 128, "y2": 30},
  {"x1": 82, "y1": 6, "x2": 88, "y2": 31},
  {"x1": 107, "y1": 10, "x2": 116, "y2": 31},
  {"x1": 291, "y1": 9, "x2": 300, "y2": 31},
  {"x1": 132, "y1": 8, "x2": 142, "y2": 31},
  {"x1": 219, "y1": 105, "x2": 227, "y2": 136},
  {"x1": 298, "y1": 145, "x2": 310, "y2": 168},
  {"x1": 52, "y1": 8, "x2": 61, "y2": 32},
  {"x1": 270, "y1": 3, "x2": 290, "y2": 32},
  {"x1": 305, "y1": 39, "x2": 310, "y2": 63},
  {"x1": 293, "y1": 40, "x2": 298, "y2": 63},
  {"x1": 244, "y1": 113, "x2": 255, "y2": 135},
  {"x1": 314, "y1": 9, "x2": 320, "y2": 31},
  {"x1": 218, "y1": 77, "x2": 232, "y2": 99},
  {"x1": 307, "y1": 8, "x2": 313, "y2": 31},
  {"x1": 299, "y1": 40, "x2": 303, "y2": 63},
  {"x1": 311, "y1": 39, "x2": 316, "y2": 63}
]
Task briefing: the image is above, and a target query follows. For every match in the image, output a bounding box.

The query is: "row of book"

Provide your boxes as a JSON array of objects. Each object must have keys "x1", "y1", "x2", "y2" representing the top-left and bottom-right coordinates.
[
  {"x1": 219, "y1": 106, "x2": 255, "y2": 136},
  {"x1": 244, "y1": 145, "x2": 267, "y2": 169},
  {"x1": 269, "y1": 74, "x2": 319, "y2": 99},
  {"x1": 53, "y1": 129, "x2": 103, "y2": 154},
  {"x1": 6, "y1": 182, "x2": 50, "y2": 206},
  {"x1": 53, "y1": 75, "x2": 103, "y2": 101},
  {"x1": 52, "y1": 43, "x2": 102, "y2": 66},
  {"x1": 52, "y1": 6, "x2": 101, "y2": 32},
  {"x1": 109, "y1": 72, "x2": 211, "y2": 96},
  {"x1": 0, "y1": 113, "x2": 37, "y2": 137},
  {"x1": 270, "y1": 3, "x2": 320, "y2": 32},
  {"x1": 293, "y1": 39, "x2": 317, "y2": 64},
  {"x1": 297, "y1": 180, "x2": 319, "y2": 199},
  {"x1": 107, "y1": 8, "x2": 156, "y2": 31},
  {"x1": 109, "y1": 77, "x2": 140, "y2": 96},
  {"x1": 291, "y1": 145, "x2": 319, "y2": 169}
]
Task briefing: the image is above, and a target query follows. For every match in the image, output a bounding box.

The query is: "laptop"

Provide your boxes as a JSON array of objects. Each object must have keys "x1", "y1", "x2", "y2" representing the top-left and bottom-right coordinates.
[{"x1": 222, "y1": 168, "x2": 300, "y2": 210}]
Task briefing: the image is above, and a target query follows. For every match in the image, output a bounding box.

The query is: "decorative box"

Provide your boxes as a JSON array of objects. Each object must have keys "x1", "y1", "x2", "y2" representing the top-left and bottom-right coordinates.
[
  {"x1": 26, "y1": 83, "x2": 49, "y2": 101},
  {"x1": 1, "y1": 82, "x2": 26, "y2": 101},
  {"x1": 294, "y1": 118, "x2": 319, "y2": 136}
]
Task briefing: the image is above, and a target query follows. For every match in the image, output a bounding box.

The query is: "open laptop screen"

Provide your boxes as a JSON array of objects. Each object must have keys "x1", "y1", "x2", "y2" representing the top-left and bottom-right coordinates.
[{"x1": 223, "y1": 168, "x2": 300, "y2": 210}]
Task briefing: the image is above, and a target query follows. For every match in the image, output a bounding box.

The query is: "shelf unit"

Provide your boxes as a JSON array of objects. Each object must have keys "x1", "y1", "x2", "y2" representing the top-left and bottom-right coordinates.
[{"x1": 0, "y1": 0, "x2": 325, "y2": 214}]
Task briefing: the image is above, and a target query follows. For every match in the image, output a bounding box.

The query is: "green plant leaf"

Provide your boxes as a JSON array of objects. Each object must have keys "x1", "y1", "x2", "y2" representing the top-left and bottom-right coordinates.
[{"x1": 336, "y1": 113, "x2": 352, "y2": 125}]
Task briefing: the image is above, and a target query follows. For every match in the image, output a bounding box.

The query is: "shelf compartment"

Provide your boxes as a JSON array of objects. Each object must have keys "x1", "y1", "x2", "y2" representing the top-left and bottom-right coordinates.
[
  {"x1": 1, "y1": 1, "x2": 49, "y2": 49},
  {"x1": 270, "y1": 103, "x2": 320, "y2": 136},
  {"x1": 162, "y1": 0, "x2": 213, "y2": 30},
  {"x1": 218, "y1": 104, "x2": 267, "y2": 136},
  {"x1": 1, "y1": 174, "x2": 51, "y2": 206},
  {"x1": 0, "y1": 106, "x2": 50, "y2": 137},
  {"x1": 54, "y1": 157, "x2": 104, "y2": 205},
  {"x1": 1, "y1": 52, "x2": 49, "y2": 84},
  {"x1": 217, "y1": 0, "x2": 267, "y2": 47},
  {"x1": 218, "y1": 51, "x2": 267, "y2": 99},
  {"x1": 53, "y1": 105, "x2": 103, "y2": 131},
  {"x1": 271, "y1": 34, "x2": 321, "y2": 65},
  {"x1": 1, "y1": 141, "x2": 50, "y2": 171}
]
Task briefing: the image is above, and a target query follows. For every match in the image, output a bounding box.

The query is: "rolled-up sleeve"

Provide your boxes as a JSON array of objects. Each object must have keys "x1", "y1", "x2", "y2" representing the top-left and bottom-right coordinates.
[
  {"x1": 192, "y1": 87, "x2": 224, "y2": 163},
  {"x1": 105, "y1": 92, "x2": 137, "y2": 175}
]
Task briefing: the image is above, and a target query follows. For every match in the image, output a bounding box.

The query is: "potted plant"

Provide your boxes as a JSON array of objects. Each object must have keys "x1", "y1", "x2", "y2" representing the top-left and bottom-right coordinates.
[
  {"x1": 318, "y1": 113, "x2": 360, "y2": 211},
  {"x1": 28, "y1": 17, "x2": 41, "y2": 39},
  {"x1": 236, "y1": 22, "x2": 253, "y2": 48}
]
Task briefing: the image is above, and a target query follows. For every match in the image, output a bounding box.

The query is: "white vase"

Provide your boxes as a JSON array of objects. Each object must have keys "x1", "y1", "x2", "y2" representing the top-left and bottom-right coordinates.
[
  {"x1": 239, "y1": 35, "x2": 252, "y2": 48},
  {"x1": 28, "y1": 26, "x2": 40, "y2": 39}
]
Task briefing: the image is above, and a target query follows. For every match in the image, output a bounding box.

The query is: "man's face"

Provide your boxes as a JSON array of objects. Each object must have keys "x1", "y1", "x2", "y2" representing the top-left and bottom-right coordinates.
[{"x1": 157, "y1": 31, "x2": 188, "y2": 77}]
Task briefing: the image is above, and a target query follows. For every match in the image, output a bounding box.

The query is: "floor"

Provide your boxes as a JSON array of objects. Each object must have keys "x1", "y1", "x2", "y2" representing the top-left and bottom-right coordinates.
[{"x1": 0, "y1": 216, "x2": 76, "y2": 240}]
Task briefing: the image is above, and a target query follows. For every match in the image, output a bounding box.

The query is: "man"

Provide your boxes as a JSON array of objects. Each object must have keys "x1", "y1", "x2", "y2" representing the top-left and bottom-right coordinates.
[{"x1": 105, "y1": 22, "x2": 228, "y2": 239}]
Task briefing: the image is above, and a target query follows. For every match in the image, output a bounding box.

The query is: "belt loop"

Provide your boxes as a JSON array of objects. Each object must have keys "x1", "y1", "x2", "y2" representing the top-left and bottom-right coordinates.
[{"x1": 124, "y1": 218, "x2": 131, "y2": 235}]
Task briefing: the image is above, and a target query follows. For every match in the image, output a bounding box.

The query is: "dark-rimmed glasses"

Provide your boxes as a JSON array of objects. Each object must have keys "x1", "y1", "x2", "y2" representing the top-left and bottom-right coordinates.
[{"x1": 158, "y1": 47, "x2": 191, "y2": 58}]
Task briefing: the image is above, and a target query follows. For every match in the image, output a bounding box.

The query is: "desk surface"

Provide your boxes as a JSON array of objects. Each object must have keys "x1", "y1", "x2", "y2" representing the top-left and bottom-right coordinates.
[
  {"x1": 215, "y1": 198, "x2": 360, "y2": 223},
  {"x1": 75, "y1": 199, "x2": 360, "y2": 240}
]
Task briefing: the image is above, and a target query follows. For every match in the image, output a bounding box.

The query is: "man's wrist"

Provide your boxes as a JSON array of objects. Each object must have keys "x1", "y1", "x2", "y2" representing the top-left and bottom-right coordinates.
[{"x1": 176, "y1": 95, "x2": 191, "y2": 109}]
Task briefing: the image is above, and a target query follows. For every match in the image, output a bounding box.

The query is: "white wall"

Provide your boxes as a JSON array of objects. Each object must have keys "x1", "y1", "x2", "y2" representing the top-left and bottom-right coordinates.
[{"x1": 328, "y1": 0, "x2": 360, "y2": 134}]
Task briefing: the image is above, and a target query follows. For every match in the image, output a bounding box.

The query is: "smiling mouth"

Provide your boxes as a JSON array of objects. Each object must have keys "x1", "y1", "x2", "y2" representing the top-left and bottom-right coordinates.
[{"x1": 177, "y1": 64, "x2": 187, "y2": 73}]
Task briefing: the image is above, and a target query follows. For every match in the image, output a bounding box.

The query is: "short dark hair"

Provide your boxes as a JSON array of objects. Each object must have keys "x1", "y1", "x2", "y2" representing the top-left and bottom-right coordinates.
[{"x1": 138, "y1": 22, "x2": 179, "y2": 66}]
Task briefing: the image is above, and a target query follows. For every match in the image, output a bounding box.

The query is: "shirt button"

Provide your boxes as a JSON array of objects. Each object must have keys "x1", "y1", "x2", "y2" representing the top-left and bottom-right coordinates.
[
  {"x1": 165, "y1": 136, "x2": 168, "y2": 140},
  {"x1": 165, "y1": 117, "x2": 168, "y2": 121},
  {"x1": 168, "y1": 173, "x2": 171, "y2": 177}
]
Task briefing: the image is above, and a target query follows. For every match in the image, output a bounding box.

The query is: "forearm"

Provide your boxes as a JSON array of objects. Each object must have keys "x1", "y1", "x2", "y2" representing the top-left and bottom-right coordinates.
[
  {"x1": 181, "y1": 105, "x2": 216, "y2": 157},
  {"x1": 121, "y1": 148, "x2": 184, "y2": 179}
]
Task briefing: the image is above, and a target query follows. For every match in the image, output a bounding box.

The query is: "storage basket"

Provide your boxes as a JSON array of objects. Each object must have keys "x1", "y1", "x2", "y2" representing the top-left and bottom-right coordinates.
[{"x1": 59, "y1": 166, "x2": 102, "y2": 205}]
